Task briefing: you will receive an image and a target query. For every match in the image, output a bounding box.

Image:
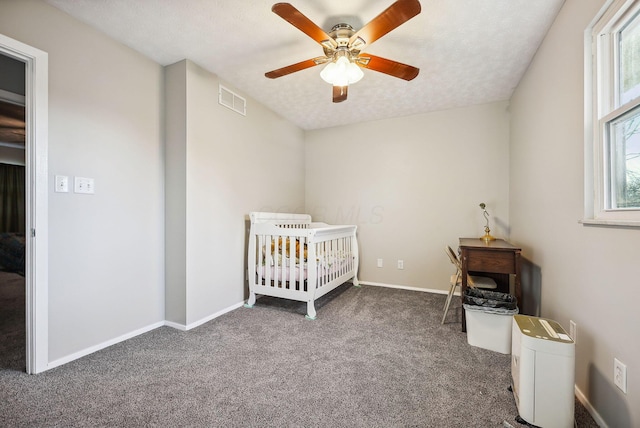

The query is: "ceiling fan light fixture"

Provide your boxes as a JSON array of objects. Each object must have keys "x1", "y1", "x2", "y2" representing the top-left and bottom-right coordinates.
[
  {"x1": 320, "y1": 56, "x2": 364, "y2": 86},
  {"x1": 266, "y1": 0, "x2": 421, "y2": 102}
]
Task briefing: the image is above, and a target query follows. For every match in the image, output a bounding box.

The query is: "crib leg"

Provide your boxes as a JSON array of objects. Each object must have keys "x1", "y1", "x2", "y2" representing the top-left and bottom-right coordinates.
[
  {"x1": 305, "y1": 300, "x2": 317, "y2": 320},
  {"x1": 352, "y1": 276, "x2": 361, "y2": 287},
  {"x1": 244, "y1": 291, "x2": 256, "y2": 309}
]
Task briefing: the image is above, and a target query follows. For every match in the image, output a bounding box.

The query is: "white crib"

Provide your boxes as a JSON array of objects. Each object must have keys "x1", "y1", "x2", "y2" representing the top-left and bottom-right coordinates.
[{"x1": 245, "y1": 212, "x2": 359, "y2": 319}]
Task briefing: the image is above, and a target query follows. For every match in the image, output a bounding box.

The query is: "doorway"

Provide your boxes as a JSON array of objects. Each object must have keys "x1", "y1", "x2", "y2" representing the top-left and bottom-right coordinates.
[
  {"x1": 0, "y1": 53, "x2": 26, "y2": 370},
  {"x1": 0, "y1": 34, "x2": 48, "y2": 374}
]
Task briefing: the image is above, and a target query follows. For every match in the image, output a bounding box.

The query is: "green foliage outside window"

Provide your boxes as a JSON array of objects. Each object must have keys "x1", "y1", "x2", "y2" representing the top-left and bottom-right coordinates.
[
  {"x1": 619, "y1": 116, "x2": 640, "y2": 208},
  {"x1": 618, "y1": 14, "x2": 640, "y2": 208}
]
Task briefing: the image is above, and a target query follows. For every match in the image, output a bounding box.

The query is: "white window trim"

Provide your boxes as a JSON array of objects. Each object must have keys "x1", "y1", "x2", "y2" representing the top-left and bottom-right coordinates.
[{"x1": 583, "y1": 0, "x2": 640, "y2": 227}]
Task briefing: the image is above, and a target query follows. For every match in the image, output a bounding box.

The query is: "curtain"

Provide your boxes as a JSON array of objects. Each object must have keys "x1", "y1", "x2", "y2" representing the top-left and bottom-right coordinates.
[{"x1": 0, "y1": 163, "x2": 25, "y2": 234}]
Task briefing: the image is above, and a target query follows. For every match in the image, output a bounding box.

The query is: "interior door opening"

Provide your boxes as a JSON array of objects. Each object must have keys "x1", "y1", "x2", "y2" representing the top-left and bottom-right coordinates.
[
  {"x1": 0, "y1": 33, "x2": 49, "y2": 374},
  {"x1": 0, "y1": 53, "x2": 27, "y2": 372}
]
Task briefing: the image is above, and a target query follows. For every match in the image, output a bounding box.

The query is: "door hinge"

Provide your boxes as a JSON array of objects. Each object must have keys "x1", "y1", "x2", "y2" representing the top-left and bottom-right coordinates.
[{"x1": 31, "y1": 228, "x2": 36, "y2": 237}]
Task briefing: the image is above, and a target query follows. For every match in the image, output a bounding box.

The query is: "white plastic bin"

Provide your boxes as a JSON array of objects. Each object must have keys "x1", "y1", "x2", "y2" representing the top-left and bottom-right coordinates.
[{"x1": 464, "y1": 304, "x2": 517, "y2": 354}]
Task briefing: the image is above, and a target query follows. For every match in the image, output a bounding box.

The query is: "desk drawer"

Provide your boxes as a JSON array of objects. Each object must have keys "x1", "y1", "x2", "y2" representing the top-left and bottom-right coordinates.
[{"x1": 466, "y1": 250, "x2": 515, "y2": 274}]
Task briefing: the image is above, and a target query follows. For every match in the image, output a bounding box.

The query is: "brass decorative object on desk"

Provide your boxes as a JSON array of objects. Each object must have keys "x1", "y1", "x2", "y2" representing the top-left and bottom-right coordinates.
[{"x1": 479, "y1": 203, "x2": 496, "y2": 242}]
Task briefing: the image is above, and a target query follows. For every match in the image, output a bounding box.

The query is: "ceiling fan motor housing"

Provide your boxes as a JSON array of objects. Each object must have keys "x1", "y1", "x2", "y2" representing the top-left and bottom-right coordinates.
[
  {"x1": 330, "y1": 23, "x2": 355, "y2": 45},
  {"x1": 323, "y1": 23, "x2": 363, "y2": 62}
]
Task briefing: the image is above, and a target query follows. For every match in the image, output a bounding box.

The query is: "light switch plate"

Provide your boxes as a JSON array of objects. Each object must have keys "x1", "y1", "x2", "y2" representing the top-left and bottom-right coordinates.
[
  {"x1": 54, "y1": 175, "x2": 69, "y2": 193},
  {"x1": 74, "y1": 177, "x2": 95, "y2": 194}
]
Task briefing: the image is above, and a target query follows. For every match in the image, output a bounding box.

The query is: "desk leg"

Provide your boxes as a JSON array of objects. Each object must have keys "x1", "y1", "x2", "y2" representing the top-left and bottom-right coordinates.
[
  {"x1": 461, "y1": 252, "x2": 468, "y2": 332},
  {"x1": 514, "y1": 251, "x2": 522, "y2": 313},
  {"x1": 461, "y1": 289, "x2": 467, "y2": 332}
]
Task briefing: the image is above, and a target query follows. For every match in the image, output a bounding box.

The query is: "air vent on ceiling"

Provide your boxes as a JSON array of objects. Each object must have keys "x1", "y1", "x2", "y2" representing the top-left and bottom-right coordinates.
[{"x1": 218, "y1": 84, "x2": 246, "y2": 116}]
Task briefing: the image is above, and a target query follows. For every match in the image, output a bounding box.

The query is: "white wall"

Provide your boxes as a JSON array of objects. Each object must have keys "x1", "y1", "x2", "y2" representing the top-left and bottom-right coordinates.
[
  {"x1": 165, "y1": 60, "x2": 305, "y2": 327},
  {"x1": 510, "y1": 0, "x2": 640, "y2": 426},
  {"x1": 0, "y1": 0, "x2": 165, "y2": 362},
  {"x1": 305, "y1": 102, "x2": 510, "y2": 291},
  {"x1": 164, "y1": 61, "x2": 188, "y2": 326}
]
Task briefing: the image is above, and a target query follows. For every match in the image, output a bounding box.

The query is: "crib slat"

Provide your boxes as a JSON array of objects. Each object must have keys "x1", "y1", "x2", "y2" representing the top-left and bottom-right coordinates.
[
  {"x1": 342, "y1": 236, "x2": 348, "y2": 276},
  {"x1": 348, "y1": 236, "x2": 352, "y2": 271},
  {"x1": 287, "y1": 237, "x2": 295, "y2": 290},
  {"x1": 337, "y1": 238, "x2": 342, "y2": 278},
  {"x1": 253, "y1": 235, "x2": 259, "y2": 286},
  {"x1": 332, "y1": 238, "x2": 338, "y2": 281},
  {"x1": 264, "y1": 235, "x2": 273, "y2": 287},
  {"x1": 278, "y1": 236, "x2": 286, "y2": 288},
  {"x1": 297, "y1": 236, "x2": 304, "y2": 291},
  {"x1": 317, "y1": 241, "x2": 324, "y2": 288},
  {"x1": 324, "y1": 239, "x2": 330, "y2": 284}
]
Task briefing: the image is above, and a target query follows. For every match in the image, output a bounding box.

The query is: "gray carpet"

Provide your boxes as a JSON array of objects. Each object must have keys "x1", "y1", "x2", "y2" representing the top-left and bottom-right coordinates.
[{"x1": 1, "y1": 279, "x2": 598, "y2": 427}]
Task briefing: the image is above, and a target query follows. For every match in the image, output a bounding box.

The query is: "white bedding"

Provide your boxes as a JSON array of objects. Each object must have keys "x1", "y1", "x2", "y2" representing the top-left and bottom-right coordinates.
[{"x1": 256, "y1": 254, "x2": 350, "y2": 283}]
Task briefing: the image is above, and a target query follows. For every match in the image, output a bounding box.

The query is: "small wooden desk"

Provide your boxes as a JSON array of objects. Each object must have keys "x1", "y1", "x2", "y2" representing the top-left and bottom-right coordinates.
[{"x1": 459, "y1": 238, "x2": 522, "y2": 332}]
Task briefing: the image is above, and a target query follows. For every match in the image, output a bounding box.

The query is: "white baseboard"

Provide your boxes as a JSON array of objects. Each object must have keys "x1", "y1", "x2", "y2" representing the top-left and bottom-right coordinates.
[
  {"x1": 48, "y1": 300, "x2": 248, "y2": 369},
  {"x1": 161, "y1": 283, "x2": 445, "y2": 336},
  {"x1": 47, "y1": 321, "x2": 165, "y2": 370},
  {"x1": 164, "y1": 320, "x2": 187, "y2": 331},
  {"x1": 575, "y1": 385, "x2": 607, "y2": 427},
  {"x1": 165, "y1": 301, "x2": 246, "y2": 331},
  {"x1": 359, "y1": 281, "x2": 450, "y2": 295}
]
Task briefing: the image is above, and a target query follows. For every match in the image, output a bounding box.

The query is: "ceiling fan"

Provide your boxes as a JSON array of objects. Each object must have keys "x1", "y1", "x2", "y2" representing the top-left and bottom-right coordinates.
[{"x1": 265, "y1": 0, "x2": 421, "y2": 103}]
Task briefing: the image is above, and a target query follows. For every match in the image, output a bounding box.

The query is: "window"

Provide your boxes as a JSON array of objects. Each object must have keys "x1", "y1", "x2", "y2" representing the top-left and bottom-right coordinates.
[{"x1": 585, "y1": 0, "x2": 640, "y2": 226}]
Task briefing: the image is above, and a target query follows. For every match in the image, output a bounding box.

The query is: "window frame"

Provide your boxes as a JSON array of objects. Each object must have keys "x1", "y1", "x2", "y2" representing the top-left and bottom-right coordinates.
[{"x1": 584, "y1": 0, "x2": 640, "y2": 227}]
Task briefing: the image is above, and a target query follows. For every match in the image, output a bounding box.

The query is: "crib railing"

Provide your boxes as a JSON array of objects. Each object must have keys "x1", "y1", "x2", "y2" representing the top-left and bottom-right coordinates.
[
  {"x1": 254, "y1": 232, "x2": 310, "y2": 291},
  {"x1": 314, "y1": 234, "x2": 356, "y2": 288}
]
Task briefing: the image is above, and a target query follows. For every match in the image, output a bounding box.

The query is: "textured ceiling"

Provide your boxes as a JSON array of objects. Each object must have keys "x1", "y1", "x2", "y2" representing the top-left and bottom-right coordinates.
[{"x1": 44, "y1": 0, "x2": 565, "y2": 130}]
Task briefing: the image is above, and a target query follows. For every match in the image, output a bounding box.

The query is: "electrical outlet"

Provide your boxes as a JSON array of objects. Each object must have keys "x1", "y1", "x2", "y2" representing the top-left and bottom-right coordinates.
[
  {"x1": 397, "y1": 260, "x2": 404, "y2": 270},
  {"x1": 377, "y1": 258, "x2": 383, "y2": 268},
  {"x1": 614, "y1": 358, "x2": 627, "y2": 394},
  {"x1": 569, "y1": 320, "x2": 577, "y2": 343}
]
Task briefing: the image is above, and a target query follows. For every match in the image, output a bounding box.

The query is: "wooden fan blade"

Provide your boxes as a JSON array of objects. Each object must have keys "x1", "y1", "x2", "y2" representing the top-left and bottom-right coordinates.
[
  {"x1": 356, "y1": 54, "x2": 419, "y2": 81},
  {"x1": 333, "y1": 85, "x2": 348, "y2": 103},
  {"x1": 272, "y1": 3, "x2": 337, "y2": 49},
  {"x1": 265, "y1": 57, "x2": 327, "y2": 79},
  {"x1": 349, "y1": 0, "x2": 421, "y2": 48}
]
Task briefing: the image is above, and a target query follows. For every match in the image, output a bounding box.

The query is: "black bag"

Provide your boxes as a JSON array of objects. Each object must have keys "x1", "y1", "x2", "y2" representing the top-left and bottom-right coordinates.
[{"x1": 463, "y1": 288, "x2": 517, "y2": 310}]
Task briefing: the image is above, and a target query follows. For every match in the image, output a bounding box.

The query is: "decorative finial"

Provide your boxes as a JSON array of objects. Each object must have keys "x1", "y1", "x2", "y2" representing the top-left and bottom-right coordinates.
[{"x1": 479, "y1": 202, "x2": 496, "y2": 242}]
